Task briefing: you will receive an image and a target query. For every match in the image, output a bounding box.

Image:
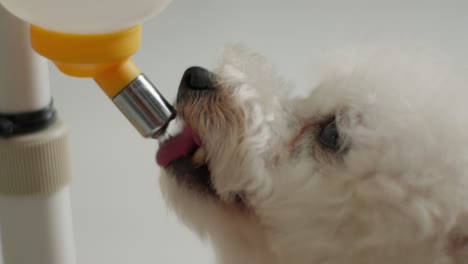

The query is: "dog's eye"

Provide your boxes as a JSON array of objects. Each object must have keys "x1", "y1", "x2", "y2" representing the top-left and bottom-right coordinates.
[{"x1": 318, "y1": 120, "x2": 340, "y2": 150}]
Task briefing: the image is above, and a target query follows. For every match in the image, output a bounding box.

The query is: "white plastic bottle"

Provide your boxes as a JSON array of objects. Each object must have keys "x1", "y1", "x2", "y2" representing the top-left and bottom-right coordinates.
[{"x1": 0, "y1": 0, "x2": 172, "y2": 33}]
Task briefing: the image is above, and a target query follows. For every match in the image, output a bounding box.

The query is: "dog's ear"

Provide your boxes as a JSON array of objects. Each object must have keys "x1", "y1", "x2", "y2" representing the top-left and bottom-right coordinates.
[{"x1": 448, "y1": 214, "x2": 468, "y2": 263}]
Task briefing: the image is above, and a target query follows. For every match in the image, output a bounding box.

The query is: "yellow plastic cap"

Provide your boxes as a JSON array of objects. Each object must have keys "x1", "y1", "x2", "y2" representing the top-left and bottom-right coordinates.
[{"x1": 30, "y1": 25, "x2": 143, "y2": 98}]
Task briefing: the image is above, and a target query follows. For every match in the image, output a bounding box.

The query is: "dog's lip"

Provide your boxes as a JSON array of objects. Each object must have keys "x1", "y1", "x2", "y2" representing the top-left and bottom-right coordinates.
[{"x1": 156, "y1": 125, "x2": 202, "y2": 167}]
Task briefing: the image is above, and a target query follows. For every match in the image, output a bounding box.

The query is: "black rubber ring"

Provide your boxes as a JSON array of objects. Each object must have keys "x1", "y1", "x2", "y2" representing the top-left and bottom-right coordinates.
[{"x1": 0, "y1": 101, "x2": 56, "y2": 137}]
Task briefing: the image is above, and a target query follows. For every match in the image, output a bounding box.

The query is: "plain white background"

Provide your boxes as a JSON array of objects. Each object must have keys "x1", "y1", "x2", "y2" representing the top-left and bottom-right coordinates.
[{"x1": 3, "y1": 0, "x2": 468, "y2": 263}]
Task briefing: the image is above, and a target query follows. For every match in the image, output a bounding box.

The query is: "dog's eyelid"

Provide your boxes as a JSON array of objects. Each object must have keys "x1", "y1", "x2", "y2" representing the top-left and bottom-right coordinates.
[
  {"x1": 318, "y1": 119, "x2": 341, "y2": 151},
  {"x1": 288, "y1": 116, "x2": 337, "y2": 149}
]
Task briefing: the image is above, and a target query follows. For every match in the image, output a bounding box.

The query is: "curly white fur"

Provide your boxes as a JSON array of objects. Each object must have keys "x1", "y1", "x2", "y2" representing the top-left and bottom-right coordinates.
[{"x1": 160, "y1": 43, "x2": 468, "y2": 264}]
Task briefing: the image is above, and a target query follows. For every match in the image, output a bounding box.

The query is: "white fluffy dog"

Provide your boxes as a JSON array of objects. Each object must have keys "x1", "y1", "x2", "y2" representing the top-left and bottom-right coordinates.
[{"x1": 157, "y1": 44, "x2": 468, "y2": 264}]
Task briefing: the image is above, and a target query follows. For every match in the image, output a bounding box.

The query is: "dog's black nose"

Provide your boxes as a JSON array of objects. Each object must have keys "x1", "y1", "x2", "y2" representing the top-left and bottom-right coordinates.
[
  {"x1": 177, "y1": 66, "x2": 215, "y2": 101},
  {"x1": 182, "y1": 66, "x2": 214, "y2": 90}
]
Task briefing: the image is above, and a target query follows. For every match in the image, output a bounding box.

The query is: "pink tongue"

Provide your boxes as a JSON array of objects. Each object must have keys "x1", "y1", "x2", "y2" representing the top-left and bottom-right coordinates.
[{"x1": 157, "y1": 126, "x2": 199, "y2": 167}]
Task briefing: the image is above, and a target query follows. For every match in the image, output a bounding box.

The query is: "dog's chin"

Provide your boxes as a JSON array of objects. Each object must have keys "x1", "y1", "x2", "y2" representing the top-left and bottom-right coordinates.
[{"x1": 165, "y1": 157, "x2": 217, "y2": 197}]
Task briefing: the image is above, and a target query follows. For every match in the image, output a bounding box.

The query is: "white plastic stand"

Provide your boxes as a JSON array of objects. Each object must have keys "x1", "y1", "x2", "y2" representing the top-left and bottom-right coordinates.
[
  {"x1": 0, "y1": 186, "x2": 76, "y2": 264},
  {"x1": 0, "y1": 5, "x2": 76, "y2": 264}
]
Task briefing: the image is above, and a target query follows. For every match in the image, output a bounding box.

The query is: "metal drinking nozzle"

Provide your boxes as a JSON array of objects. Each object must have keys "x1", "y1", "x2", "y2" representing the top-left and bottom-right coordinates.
[{"x1": 112, "y1": 74, "x2": 176, "y2": 139}]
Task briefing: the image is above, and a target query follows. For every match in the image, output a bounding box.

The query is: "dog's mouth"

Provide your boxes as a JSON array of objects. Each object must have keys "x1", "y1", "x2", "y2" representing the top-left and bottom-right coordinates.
[
  {"x1": 156, "y1": 66, "x2": 246, "y2": 204},
  {"x1": 156, "y1": 124, "x2": 217, "y2": 196}
]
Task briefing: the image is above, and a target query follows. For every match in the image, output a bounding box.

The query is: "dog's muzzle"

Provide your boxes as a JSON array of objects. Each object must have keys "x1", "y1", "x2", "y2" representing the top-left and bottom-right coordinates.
[{"x1": 157, "y1": 66, "x2": 217, "y2": 195}]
